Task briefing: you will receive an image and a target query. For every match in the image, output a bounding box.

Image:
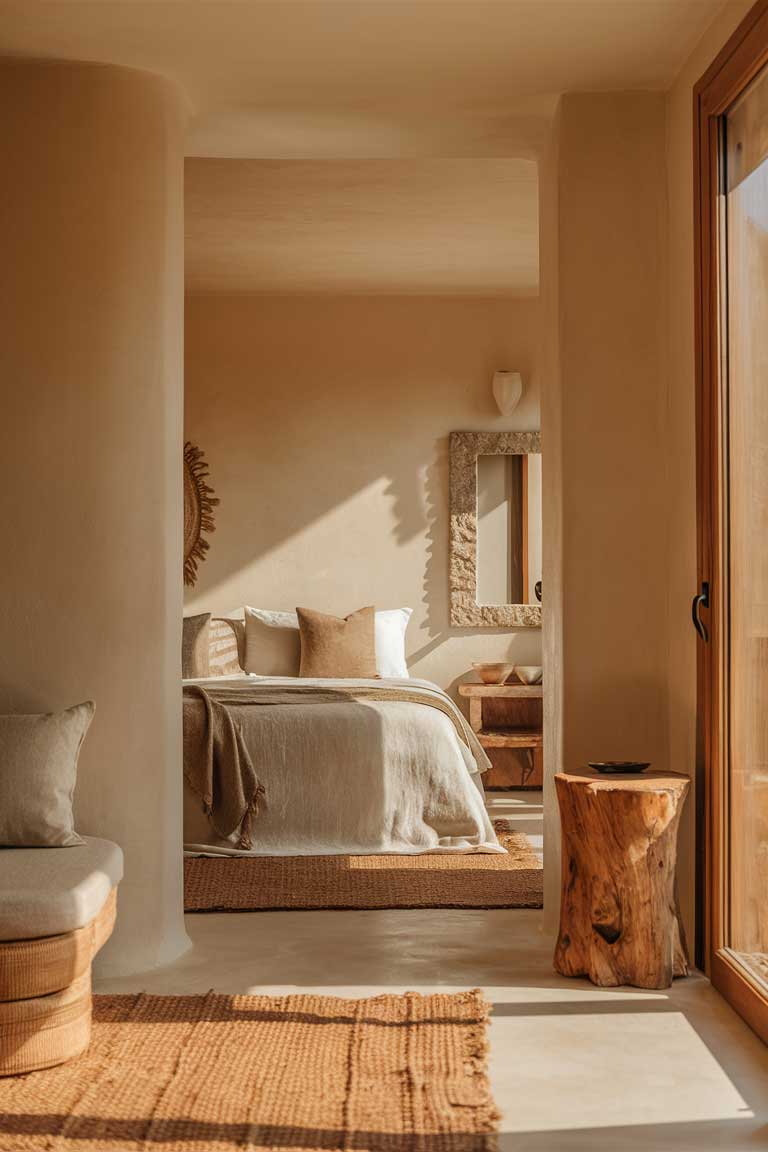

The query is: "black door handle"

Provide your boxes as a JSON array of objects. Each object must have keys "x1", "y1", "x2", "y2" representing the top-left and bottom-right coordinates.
[{"x1": 692, "y1": 581, "x2": 710, "y2": 643}]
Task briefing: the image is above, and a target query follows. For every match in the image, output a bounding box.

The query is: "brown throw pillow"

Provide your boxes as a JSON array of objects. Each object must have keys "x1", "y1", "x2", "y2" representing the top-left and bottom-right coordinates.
[
  {"x1": 182, "y1": 613, "x2": 211, "y2": 679},
  {"x1": 297, "y1": 606, "x2": 377, "y2": 679}
]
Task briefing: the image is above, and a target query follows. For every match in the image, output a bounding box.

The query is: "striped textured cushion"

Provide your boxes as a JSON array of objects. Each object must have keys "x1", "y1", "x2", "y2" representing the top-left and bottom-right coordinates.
[{"x1": 208, "y1": 618, "x2": 245, "y2": 677}]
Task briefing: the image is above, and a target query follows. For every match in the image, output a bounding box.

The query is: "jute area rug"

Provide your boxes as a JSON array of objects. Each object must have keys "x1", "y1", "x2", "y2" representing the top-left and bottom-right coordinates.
[
  {"x1": 184, "y1": 821, "x2": 542, "y2": 913},
  {"x1": 0, "y1": 990, "x2": 499, "y2": 1152}
]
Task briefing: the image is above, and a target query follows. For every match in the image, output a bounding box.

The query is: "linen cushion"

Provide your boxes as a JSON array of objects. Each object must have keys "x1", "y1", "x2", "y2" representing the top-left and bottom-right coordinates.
[
  {"x1": 209, "y1": 618, "x2": 245, "y2": 677},
  {"x1": 0, "y1": 836, "x2": 123, "y2": 941},
  {"x1": 297, "y1": 606, "x2": 377, "y2": 678},
  {"x1": 182, "y1": 613, "x2": 211, "y2": 679},
  {"x1": 0, "y1": 702, "x2": 94, "y2": 848},
  {"x1": 245, "y1": 606, "x2": 412, "y2": 678},
  {"x1": 244, "y1": 608, "x2": 302, "y2": 676}
]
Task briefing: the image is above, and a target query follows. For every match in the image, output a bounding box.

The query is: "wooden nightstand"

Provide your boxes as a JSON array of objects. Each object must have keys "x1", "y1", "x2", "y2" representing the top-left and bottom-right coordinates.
[{"x1": 458, "y1": 682, "x2": 543, "y2": 789}]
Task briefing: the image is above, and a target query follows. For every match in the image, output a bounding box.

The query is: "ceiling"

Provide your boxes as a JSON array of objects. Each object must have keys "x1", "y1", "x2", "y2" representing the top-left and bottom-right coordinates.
[
  {"x1": 185, "y1": 158, "x2": 538, "y2": 295},
  {"x1": 1, "y1": 0, "x2": 725, "y2": 295},
  {"x1": 0, "y1": 0, "x2": 726, "y2": 159}
]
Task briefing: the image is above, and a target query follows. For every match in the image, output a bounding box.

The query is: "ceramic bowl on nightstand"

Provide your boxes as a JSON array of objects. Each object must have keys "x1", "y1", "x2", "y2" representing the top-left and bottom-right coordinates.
[
  {"x1": 514, "y1": 665, "x2": 543, "y2": 685},
  {"x1": 471, "y1": 661, "x2": 515, "y2": 685}
]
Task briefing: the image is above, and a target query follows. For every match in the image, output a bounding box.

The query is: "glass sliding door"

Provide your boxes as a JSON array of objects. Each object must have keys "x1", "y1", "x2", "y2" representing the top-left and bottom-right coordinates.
[
  {"x1": 695, "y1": 0, "x2": 768, "y2": 1043},
  {"x1": 724, "y1": 64, "x2": 768, "y2": 991}
]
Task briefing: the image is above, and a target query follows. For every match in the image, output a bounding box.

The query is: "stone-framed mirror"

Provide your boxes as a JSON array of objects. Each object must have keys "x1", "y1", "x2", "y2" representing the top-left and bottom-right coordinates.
[{"x1": 449, "y1": 430, "x2": 542, "y2": 627}]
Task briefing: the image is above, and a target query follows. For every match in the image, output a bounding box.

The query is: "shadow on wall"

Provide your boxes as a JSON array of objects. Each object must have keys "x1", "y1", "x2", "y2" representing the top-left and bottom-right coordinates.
[
  {"x1": 183, "y1": 294, "x2": 543, "y2": 696},
  {"x1": 382, "y1": 459, "x2": 429, "y2": 547},
  {"x1": 185, "y1": 296, "x2": 539, "y2": 597},
  {"x1": 419, "y1": 435, "x2": 449, "y2": 646}
]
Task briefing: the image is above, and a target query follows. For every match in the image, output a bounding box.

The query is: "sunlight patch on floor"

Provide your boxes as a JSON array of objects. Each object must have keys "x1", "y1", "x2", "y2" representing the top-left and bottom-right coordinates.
[
  {"x1": 239, "y1": 983, "x2": 670, "y2": 1003},
  {"x1": 493, "y1": 1009, "x2": 753, "y2": 1135}
]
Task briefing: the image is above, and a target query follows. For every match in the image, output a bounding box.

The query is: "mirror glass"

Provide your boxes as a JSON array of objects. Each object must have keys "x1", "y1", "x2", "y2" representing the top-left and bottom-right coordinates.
[{"x1": 476, "y1": 453, "x2": 542, "y2": 605}]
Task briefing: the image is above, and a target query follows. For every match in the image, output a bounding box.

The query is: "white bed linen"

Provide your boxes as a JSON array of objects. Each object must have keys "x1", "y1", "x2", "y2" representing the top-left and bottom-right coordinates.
[{"x1": 182, "y1": 676, "x2": 502, "y2": 857}]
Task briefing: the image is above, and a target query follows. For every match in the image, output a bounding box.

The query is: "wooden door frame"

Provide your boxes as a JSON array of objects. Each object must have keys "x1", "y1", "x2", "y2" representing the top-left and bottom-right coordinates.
[{"x1": 694, "y1": 0, "x2": 768, "y2": 1044}]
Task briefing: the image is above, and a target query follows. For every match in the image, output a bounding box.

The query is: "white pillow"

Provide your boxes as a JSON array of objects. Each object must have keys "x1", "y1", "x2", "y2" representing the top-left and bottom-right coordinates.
[
  {"x1": 244, "y1": 606, "x2": 412, "y2": 679},
  {"x1": 374, "y1": 608, "x2": 412, "y2": 678}
]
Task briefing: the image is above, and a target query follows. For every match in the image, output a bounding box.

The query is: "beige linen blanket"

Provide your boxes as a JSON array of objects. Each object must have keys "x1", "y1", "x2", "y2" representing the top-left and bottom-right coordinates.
[
  {"x1": 184, "y1": 683, "x2": 373, "y2": 848},
  {"x1": 182, "y1": 677, "x2": 501, "y2": 857}
]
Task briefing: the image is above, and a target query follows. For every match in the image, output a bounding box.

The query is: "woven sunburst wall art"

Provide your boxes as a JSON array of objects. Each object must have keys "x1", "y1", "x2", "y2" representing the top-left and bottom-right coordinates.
[{"x1": 183, "y1": 441, "x2": 219, "y2": 587}]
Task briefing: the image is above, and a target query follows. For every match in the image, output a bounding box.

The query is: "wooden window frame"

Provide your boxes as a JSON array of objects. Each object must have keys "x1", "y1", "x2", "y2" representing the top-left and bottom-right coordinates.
[{"x1": 694, "y1": 0, "x2": 768, "y2": 1044}]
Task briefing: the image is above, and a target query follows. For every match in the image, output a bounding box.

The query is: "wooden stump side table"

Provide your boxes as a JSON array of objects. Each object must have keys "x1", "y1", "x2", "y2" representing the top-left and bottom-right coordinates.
[{"x1": 554, "y1": 770, "x2": 690, "y2": 989}]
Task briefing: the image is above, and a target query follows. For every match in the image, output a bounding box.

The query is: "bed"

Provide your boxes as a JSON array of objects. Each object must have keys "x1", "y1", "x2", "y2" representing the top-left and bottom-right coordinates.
[{"x1": 182, "y1": 675, "x2": 502, "y2": 858}]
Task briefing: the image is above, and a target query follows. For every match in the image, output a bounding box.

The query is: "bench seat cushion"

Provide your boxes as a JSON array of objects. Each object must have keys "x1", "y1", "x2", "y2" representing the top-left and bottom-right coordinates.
[{"x1": 0, "y1": 837, "x2": 123, "y2": 941}]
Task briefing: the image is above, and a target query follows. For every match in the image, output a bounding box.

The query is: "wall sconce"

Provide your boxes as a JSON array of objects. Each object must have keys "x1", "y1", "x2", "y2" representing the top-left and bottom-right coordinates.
[{"x1": 492, "y1": 370, "x2": 523, "y2": 416}]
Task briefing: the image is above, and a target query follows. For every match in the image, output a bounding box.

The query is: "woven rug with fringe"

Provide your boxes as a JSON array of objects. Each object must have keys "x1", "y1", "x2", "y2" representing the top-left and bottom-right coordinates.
[
  {"x1": 184, "y1": 820, "x2": 542, "y2": 912},
  {"x1": 0, "y1": 990, "x2": 499, "y2": 1152}
]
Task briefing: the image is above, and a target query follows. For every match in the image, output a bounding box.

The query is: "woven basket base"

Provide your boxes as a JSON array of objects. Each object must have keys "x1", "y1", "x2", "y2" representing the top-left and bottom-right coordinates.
[
  {"x1": 0, "y1": 889, "x2": 117, "y2": 1076},
  {"x1": 0, "y1": 971, "x2": 92, "y2": 1077}
]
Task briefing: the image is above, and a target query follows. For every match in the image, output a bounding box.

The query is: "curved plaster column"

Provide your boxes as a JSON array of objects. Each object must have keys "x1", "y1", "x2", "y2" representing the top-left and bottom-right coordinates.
[{"x1": 0, "y1": 60, "x2": 189, "y2": 974}]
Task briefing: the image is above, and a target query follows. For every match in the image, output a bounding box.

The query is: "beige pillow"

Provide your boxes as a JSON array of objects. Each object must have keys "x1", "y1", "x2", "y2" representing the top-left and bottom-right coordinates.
[
  {"x1": 244, "y1": 608, "x2": 301, "y2": 676},
  {"x1": 0, "y1": 701, "x2": 94, "y2": 847},
  {"x1": 182, "y1": 613, "x2": 211, "y2": 679},
  {"x1": 297, "y1": 606, "x2": 377, "y2": 678},
  {"x1": 209, "y1": 617, "x2": 245, "y2": 677}
]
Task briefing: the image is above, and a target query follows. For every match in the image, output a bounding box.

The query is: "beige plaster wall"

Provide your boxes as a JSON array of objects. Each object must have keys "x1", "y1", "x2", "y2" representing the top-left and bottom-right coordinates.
[
  {"x1": 665, "y1": 0, "x2": 754, "y2": 944},
  {"x1": 0, "y1": 60, "x2": 189, "y2": 974},
  {"x1": 560, "y1": 93, "x2": 669, "y2": 771},
  {"x1": 541, "y1": 93, "x2": 669, "y2": 932},
  {"x1": 539, "y1": 106, "x2": 563, "y2": 929},
  {"x1": 184, "y1": 293, "x2": 542, "y2": 700}
]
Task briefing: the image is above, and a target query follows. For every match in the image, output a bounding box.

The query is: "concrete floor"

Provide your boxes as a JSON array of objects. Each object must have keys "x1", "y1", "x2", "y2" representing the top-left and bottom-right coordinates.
[{"x1": 95, "y1": 792, "x2": 768, "y2": 1151}]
